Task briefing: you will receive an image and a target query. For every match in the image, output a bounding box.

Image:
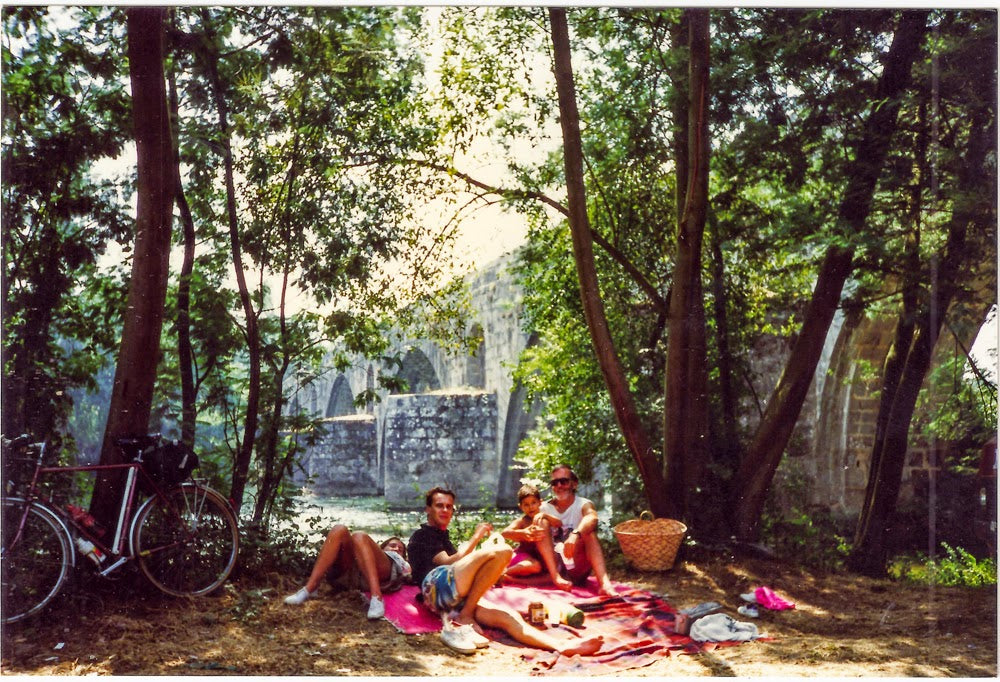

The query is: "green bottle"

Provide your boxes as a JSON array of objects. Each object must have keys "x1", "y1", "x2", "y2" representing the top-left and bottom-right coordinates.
[{"x1": 546, "y1": 601, "x2": 585, "y2": 628}]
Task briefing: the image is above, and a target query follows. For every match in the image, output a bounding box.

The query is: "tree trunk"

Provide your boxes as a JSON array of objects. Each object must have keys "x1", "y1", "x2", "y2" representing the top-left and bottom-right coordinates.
[
  {"x1": 730, "y1": 11, "x2": 929, "y2": 541},
  {"x1": 849, "y1": 106, "x2": 993, "y2": 576},
  {"x1": 548, "y1": 8, "x2": 668, "y2": 516},
  {"x1": 197, "y1": 10, "x2": 261, "y2": 513},
  {"x1": 251, "y1": 132, "x2": 302, "y2": 527},
  {"x1": 168, "y1": 53, "x2": 198, "y2": 450},
  {"x1": 92, "y1": 7, "x2": 173, "y2": 524},
  {"x1": 662, "y1": 8, "x2": 711, "y2": 522},
  {"x1": 710, "y1": 223, "x2": 741, "y2": 470}
]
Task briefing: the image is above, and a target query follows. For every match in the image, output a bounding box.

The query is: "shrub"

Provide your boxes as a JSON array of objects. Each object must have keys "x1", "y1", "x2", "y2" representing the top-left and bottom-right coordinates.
[{"x1": 888, "y1": 543, "x2": 997, "y2": 587}]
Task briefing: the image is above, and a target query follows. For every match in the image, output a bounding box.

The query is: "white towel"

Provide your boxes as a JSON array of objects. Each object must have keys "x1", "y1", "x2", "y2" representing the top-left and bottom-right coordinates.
[{"x1": 688, "y1": 613, "x2": 760, "y2": 642}]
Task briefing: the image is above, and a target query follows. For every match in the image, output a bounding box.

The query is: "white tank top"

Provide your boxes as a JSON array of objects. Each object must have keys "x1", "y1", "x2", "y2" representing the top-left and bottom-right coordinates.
[{"x1": 541, "y1": 495, "x2": 591, "y2": 541}]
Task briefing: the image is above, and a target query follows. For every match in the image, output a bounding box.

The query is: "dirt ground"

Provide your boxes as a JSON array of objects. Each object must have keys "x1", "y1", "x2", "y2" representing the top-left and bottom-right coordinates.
[{"x1": 1, "y1": 547, "x2": 996, "y2": 677}]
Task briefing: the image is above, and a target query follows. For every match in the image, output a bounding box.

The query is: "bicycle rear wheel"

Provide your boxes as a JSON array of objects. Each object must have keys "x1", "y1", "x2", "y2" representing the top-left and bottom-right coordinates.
[
  {"x1": 131, "y1": 484, "x2": 239, "y2": 597},
  {"x1": 2, "y1": 498, "x2": 72, "y2": 624}
]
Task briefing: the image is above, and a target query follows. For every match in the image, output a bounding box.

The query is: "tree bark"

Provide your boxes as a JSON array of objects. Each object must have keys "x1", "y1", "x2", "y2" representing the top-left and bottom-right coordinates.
[
  {"x1": 167, "y1": 50, "x2": 198, "y2": 450},
  {"x1": 93, "y1": 7, "x2": 174, "y2": 524},
  {"x1": 548, "y1": 8, "x2": 668, "y2": 516},
  {"x1": 662, "y1": 8, "x2": 711, "y2": 521},
  {"x1": 731, "y1": 10, "x2": 929, "y2": 541}
]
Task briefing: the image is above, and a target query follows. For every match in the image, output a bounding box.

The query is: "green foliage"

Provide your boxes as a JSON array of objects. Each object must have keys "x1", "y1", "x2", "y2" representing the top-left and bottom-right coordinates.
[
  {"x1": 2, "y1": 6, "x2": 132, "y2": 442},
  {"x1": 761, "y1": 507, "x2": 852, "y2": 571},
  {"x1": 447, "y1": 486, "x2": 519, "y2": 544},
  {"x1": 914, "y1": 352, "x2": 997, "y2": 475},
  {"x1": 761, "y1": 459, "x2": 851, "y2": 570},
  {"x1": 225, "y1": 584, "x2": 274, "y2": 624},
  {"x1": 236, "y1": 513, "x2": 325, "y2": 581},
  {"x1": 888, "y1": 543, "x2": 997, "y2": 587}
]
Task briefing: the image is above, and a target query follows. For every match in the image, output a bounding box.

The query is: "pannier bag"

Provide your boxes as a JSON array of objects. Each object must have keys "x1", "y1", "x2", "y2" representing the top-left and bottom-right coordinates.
[{"x1": 142, "y1": 440, "x2": 199, "y2": 490}]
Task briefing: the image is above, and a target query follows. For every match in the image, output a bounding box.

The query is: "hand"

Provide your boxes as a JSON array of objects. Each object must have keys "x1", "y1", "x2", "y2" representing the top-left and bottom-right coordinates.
[
  {"x1": 475, "y1": 522, "x2": 493, "y2": 538},
  {"x1": 524, "y1": 524, "x2": 546, "y2": 542}
]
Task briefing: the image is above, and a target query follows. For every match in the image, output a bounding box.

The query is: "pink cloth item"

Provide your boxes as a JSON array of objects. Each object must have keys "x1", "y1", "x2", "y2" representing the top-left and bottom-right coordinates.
[
  {"x1": 754, "y1": 586, "x2": 795, "y2": 610},
  {"x1": 510, "y1": 547, "x2": 536, "y2": 567},
  {"x1": 381, "y1": 586, "x2": 442, "y2": 634}
]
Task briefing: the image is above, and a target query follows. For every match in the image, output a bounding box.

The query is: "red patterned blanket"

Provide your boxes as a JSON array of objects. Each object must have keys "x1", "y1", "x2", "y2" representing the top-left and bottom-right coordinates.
[{"x1": 383, "y1": 578, "x2": 723, "y2": 675}]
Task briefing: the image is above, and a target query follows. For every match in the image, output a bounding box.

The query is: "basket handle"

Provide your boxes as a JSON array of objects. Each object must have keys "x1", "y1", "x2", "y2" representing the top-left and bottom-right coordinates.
[{"x1": 639, "y1": 510, "x2": 655, "y2": 521}]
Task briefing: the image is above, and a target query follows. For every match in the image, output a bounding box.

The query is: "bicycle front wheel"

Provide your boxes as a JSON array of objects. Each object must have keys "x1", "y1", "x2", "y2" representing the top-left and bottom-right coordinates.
[
  {"x1": 2, "y1": 498, "x2": 73, "y2": 624},
  {"x1": 131, "y1": 484, "x2": 239, "y2": 597}
]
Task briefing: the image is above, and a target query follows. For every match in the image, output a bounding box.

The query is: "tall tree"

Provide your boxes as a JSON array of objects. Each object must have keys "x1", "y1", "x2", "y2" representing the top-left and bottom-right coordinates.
[
  {"x1": 191, "y1": 8, "x2": 261, "y2": 511},
  {"x1": 92, "y1": 7, "x2": 174, "y2": 523},
  {"x1": 548, "y1": 7, "x2": 668, "y2": 516},
  {"x1": 849, "y1": 16, "x2": 997, "y2": 573},
  {"x1": 730, "y1": 11, "x2": 929, "y2": 540},
  {"x1": 662, "y1": 8, "x2": 710, "y2": 520}
]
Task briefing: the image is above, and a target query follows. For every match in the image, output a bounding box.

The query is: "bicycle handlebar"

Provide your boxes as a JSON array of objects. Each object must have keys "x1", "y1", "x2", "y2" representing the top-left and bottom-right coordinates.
[
  {"x1": 2, "y1": 434, "x2": 33, "y2": 448},
  {"x1": 113, "y1": 433, "x2": 162, "y2": 452}
]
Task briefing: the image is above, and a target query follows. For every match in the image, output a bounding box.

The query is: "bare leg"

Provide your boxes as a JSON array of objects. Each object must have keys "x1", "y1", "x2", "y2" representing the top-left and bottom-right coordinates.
[
  {"x1": 473, "y1": 601, "x2": 603, "y2": 656},
  {"x1": 532, "y1": 517, "x2": 573, "y2": 591},
  {"x1": 451, "y1": 547, "x2": 512, "y2": 626},
  {"x1": 503, "y1": 572, "x2": 557, "y2": 586},
  {"x1": 350, "y1": 531, "x2": 393, "y2": 598},
  {"x1": 578, "y1": 532, "x2": 614, "y2": 595},
  {"x1": 304, "y1": 524, "x2": 355, "y2": 593},
  {"x1": 505, "y1": 556, "x2": 543, "y2": 577}
]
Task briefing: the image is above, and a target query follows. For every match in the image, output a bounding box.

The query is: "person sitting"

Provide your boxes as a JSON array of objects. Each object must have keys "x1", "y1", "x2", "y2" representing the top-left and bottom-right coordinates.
[
  {"x1": 408, "y1": 485, "x2": 604, "y2": 656},
  {"x1": 540, "y1": 464, "x2": 615, "y2": 596},
  {"x1": 284, "y1": 524, "x2": 410, "y2": 620},
  {"x1": 500, "y1": 483, "x2": 573, "y2": 591}
]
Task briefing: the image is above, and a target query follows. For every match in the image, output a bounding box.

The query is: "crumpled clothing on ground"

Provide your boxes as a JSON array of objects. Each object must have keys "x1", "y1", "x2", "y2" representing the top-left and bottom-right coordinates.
[
  {"x1": 688, "y1": 613, "x2": 759, "y2": 642},
  {"x1": 754, "y1": 585, "x2": 795, "y2": 610}
]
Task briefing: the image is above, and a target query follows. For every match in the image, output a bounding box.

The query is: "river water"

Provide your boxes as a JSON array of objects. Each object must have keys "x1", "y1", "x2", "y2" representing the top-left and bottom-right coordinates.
[{"x1": 291, "y1": 495, "x2": 520, "y2": 543}]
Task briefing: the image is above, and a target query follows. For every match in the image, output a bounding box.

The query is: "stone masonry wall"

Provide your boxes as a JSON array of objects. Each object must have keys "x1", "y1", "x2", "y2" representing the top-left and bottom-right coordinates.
[
  {"x1": 295, "y1": 415, "x2": 378, "y2": 496},
  {"x1": 382, "y1": 391, "x2": 498, "y2": 508}
]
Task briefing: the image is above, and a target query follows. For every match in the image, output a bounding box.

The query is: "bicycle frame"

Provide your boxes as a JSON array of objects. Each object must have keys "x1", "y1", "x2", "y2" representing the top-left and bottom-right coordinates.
[
  {"x1": 14, "y1": 445, "x2": 193, "y2": 577},
  {"x1": 4, "y1": 435, "x2": 239, "y2": 623}
]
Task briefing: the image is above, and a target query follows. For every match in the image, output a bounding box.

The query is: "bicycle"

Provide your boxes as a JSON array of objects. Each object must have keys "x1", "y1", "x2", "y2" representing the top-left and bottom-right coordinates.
[{"x1": 1, "y1": 433, "x2": 240, "y2": 624}]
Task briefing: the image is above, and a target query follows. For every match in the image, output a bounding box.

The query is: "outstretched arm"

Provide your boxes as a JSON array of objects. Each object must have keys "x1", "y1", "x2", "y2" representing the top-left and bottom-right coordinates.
[{"x1": 435, "y1": 522, "x2": 493, "y2": 566}]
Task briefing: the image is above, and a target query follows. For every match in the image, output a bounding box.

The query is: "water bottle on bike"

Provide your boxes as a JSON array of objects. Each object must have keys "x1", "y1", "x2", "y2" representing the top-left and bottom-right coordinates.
[{"x1": 74, "y1": 536, "x2": 105, "y2": 566}]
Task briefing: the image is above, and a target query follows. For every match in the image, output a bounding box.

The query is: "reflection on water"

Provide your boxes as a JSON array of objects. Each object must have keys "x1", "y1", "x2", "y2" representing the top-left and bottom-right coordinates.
[{"x1": 291, "y1": 496, "x2": 519, "y2": 542}]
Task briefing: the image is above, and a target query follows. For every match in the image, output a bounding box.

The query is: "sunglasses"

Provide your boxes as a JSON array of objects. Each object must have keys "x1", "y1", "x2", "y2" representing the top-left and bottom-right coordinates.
[{"x1": 550, "y1": 477, "x2": 573, "y2": 487}]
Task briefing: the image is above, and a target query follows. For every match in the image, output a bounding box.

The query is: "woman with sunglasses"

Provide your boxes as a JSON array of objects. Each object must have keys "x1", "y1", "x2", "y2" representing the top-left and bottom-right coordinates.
[
  {"x1": 540, "y1": 464, "x2": 615, "y2": 596},
  {"x1": 284, "y1": 525, "x2": 411, "y2": 620}
]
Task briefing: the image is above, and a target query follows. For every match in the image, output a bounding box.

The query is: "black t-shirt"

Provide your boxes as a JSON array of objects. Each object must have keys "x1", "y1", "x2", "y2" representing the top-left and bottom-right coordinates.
[{"x1": 407, "y1": 523, "x2": 456, "y2": 584}]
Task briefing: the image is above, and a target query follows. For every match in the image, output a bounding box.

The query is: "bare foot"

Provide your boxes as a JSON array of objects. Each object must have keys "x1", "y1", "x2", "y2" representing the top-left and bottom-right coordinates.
[
  {"x1": 553, "y1": 575, "x2": 574, "y2": 592},
  {"x1": 559, "y1": 634, "x2": 604, "y2": 657},
  {"x1": 597, "y1": 578, "x2": 615, "y2": 596}
]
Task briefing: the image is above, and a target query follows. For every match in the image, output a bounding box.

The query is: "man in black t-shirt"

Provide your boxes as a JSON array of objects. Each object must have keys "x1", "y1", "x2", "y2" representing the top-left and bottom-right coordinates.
[{"x1": 407, "y1": 486, "x2": 604, "y2": 657}]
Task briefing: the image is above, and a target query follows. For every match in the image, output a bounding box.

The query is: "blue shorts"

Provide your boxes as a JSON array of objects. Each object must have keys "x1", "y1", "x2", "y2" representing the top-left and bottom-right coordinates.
[{"x1": 420, "y1": 565, "x2": 464, "y2": 613}]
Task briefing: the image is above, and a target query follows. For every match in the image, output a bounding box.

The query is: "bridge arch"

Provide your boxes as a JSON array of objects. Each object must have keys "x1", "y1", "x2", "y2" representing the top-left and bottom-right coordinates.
[
  {"x1": 395, "y1": 347, "x2": 441, "y2": 394},
  {"x1": 326, "y1": 373, "x2": 355, "y2": 417}
]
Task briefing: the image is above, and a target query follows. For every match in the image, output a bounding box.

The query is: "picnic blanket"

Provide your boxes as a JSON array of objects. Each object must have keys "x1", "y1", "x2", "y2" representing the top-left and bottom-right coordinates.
[{"x1": 381, "y1": 578, "x2": 734, "y2": 675}]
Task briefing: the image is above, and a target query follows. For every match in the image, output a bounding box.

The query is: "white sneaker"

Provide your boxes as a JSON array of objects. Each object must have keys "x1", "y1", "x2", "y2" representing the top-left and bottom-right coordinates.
[
  {"x1": 456, "y1": 623, "x2": 489, "y2": 648},
  {"x1": 284, "y1": 587, "x2": 315, "y2": 605},
  {"x1": 440, "y1": 624, "x2": 477, "y2": 654},
  {"x1": 740, "y1": 591, "x2": 757, "y2": 604},
  {"x1": 367, "y1": 595, "x2": 385, "y2": 620}
]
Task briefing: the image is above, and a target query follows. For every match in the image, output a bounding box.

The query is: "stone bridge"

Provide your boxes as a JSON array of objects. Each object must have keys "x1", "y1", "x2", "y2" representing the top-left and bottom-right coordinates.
[
  {"x1": 291, "y1": 249, "x2": 996, "y2": 513},
  {"x1": 290, "y1": 253, "x2": 541, "y2": 508}
]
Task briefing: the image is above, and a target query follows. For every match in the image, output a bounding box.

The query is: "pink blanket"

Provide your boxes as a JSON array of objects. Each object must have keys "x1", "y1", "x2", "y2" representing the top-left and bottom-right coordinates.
[{"x1": 382, "y1": 578, "x2": 719, "y2": 675}]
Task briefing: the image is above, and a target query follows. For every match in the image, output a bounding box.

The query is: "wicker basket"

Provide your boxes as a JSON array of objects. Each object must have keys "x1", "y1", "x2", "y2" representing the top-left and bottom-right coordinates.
[{"x1": 613, "y1": 511, "x2": 687, "y2": 571}]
